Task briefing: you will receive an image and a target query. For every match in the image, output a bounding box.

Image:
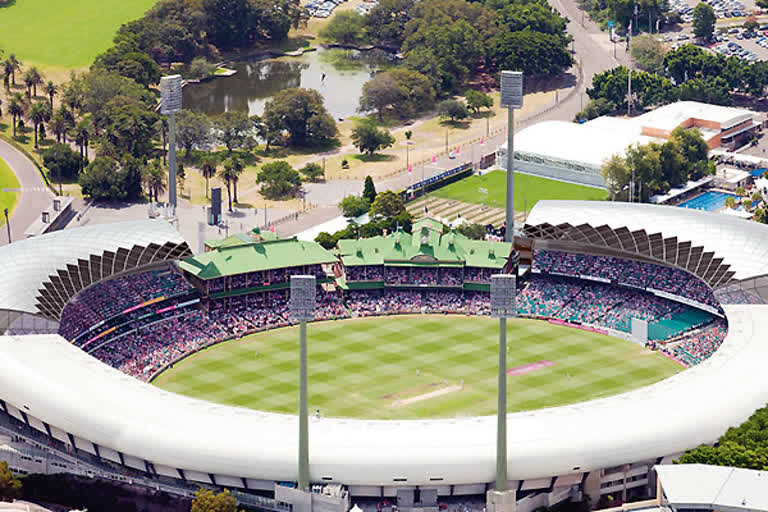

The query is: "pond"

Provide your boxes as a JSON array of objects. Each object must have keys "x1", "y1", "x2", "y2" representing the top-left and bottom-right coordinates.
[{"x1": 182, "y1": 47, "x2": 395, "y2": 120}]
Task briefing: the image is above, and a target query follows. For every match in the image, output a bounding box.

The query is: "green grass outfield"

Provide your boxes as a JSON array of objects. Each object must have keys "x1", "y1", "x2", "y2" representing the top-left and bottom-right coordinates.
[
  {"x1": 0, "y1": 157, "x2": 20, "y2": 227},
  {"x1": 432, "y1": 170, "x2": 606, "y2": 212},
  {"x1": 153, "y1": 316, "x2": 681, "y2": 420},
  {"x1": 0, "y1": 0, "x2": 157, "y2": 71}
]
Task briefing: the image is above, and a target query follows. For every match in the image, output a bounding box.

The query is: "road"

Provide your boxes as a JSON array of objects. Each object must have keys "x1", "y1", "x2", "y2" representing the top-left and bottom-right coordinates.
[{"x1": 0, "y1": 139, "x2": 53, "y2": 246}]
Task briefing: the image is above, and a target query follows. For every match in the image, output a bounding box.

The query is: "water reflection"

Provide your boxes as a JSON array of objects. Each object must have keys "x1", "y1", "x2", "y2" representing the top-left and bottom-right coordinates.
[{"x1": 182, "y1": 47, "x2": 393, "y2": 119}]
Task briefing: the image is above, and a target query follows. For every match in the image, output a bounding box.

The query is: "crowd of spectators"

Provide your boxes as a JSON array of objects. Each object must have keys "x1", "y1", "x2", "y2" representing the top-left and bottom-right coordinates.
[
  {"x1": 667, "y1": 319, "x2": 728, "y2": 366},
  {"x1": 59, "y1": 269, "x2": 193, "y2": 341},
  {"x1": 515, "y1": 275, "x2": 688, "y2": 336},
  {"x1": 533, "y1": 250, "x2": 719, "y2": 308},
  {"x1": 205, "y1": 265, "x2": 327, "y2": 293}
]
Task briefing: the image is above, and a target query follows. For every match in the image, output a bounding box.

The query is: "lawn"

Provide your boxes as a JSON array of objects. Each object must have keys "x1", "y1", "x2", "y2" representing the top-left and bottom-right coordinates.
[
  {"x1": 432, "y1": 170, "x2": 607, "y2": 212},
  {"x1": 153, "y1": 315, "x2": 681, "y2": 420},
  {"x1": 0, "y1": 157, "x2": 20, "y2": 227},
  {"x1": 0, "y1": 0, "x2": 158, "y2": 72}
]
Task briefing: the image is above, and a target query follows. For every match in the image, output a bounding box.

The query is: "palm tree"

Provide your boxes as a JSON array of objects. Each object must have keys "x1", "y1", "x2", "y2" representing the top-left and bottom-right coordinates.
[
  {"x1": 48, "y1": 111, "x2": 68, "y2": 143},
  {"x1": 71, "y1": 119, "x2": 91, "y2": 170},
  {"x1": 26, "y1": 101, "x2": 51, "y2": 148},
  {"x1": 7, "y1": 98, "x2": 22, "y2": 138},
  {"x1": 44, "y1": 81, "x2": 57, "y2": 110},
  {"x1": 229, "y1": 156, "x2": 245, "y2": 204},
  {"x1": 200, "y1": 156, "x2": 217, "y2": 199},
  {"x1": 22, "y1": 69, "x2": 34, "y2": 98},
  {"x1": 2, "y1": 59, "x2": 14, "y2": 91},
  {"x1": 6, "y1": 54, "x2": 20, "y2": 86},
  {"x1": 218, "y1": 160, "x2": 237, "y2": 212},
  {"x1": 28, "y1": 67, "x2": 43, "y2": 97},
  {"x1": 142, "y1": 160, "x2": 166, "y2": 202},
  {"x1": 55, "y1": 107, "x2": 75, "y2": 143}
]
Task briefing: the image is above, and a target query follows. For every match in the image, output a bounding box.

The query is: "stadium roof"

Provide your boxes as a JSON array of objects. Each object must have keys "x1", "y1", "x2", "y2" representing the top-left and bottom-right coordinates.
[
  {"x1": 178, "y1": 237, "x2": 337, "y2": 279},
  {"x1": 1, "y1": 208, "x2": 768, "y2": 488},
  {"x1": 655, "y1": 464, "x2": 768, "y2": 512},
  {"x1": 0, "y1": 219, "x2": 189, "y2": 324},
  {"x1": 337, "y1": 218, "x2": 512, "y2": 268},
  {"x1": 524, "y1": 201, "x2": 768, "y2": 288}
]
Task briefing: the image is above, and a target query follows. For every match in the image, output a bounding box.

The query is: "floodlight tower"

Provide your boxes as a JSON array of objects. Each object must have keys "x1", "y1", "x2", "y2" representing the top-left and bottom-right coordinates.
[
  {"x1": 290, "y1": 275, "x2": 316, "y2": 491},
  {"x1": 488, "y1": 274, "x2": 517, "y2": 512},
  {"x1": 160, "y1": 75, "x2": 183, "y2": 215},
  {"x1": 500, "y1": 71, "x2": 523, "y2": 243}
]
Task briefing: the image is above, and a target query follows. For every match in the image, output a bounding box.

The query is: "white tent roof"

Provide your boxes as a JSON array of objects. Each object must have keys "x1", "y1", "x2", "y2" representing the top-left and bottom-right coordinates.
[
  {"x1": 655, "y1": 464, "x2": 768, "y2": 512},
  {"x1": 511, "y1": 120, "x2": 657, "y2": 170}
]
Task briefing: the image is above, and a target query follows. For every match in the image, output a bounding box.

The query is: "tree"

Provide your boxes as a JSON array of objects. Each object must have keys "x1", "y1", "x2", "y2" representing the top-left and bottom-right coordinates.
[
  {"x1": 387, "y1": 69, "x2": 436, "y2": 116},
  {"x1": 351, "y1": 121, "x2": 395, "y2": 156},
  {"x1": 743, "y1": 18, "x2": 759, "y2": 31},
  {"x1": 370, "y1": 190, "x2": 405, "y2": 218},
  {"x1": 218, "y1": 159, "x2": 237, "y2": 212},
  {"x1": 26, "y1": 100, "x2": 52, "y2": 148},
  {"x1": 300, "y1": 162, "x2": 324, "y2": 182},
  {"x1": 0, "y1": 461, "x2": 21, "y2": 501},
  {"x1": 200, "y1": 156, "x2": 218, "y2": 198},
  {"x1": 724, "y1": 196, "x2": 737, "y2": 209},
  {"x1": 465, "y1": 90, "x2": 493, "y2": 114},
  {"x1": 215, "y1": 111, "x2": 254, "y2": 154},
  {"x1": 48, "y1": 110, "x2": 68, "y2": 143},
  {"x1": 79, "y1": 156, "x2": 139, "y2": 200},
  {"x1": 263, "y1": 88, "x2": 337, "y2": 146},
  {"x1": 257, "y1": 160, "x2": 302, "y2": 199},
  {"x1": 437, "y1": 99, "x2": 469, "y2": 122},
  {"x1": 320, "y1": 10, "x2": 367, "y2": 45},
  {"x1": 693, "y1": 3, "x2": 715, "y2": 40},
  {"x1": 190, "y1": 488, "x2": 239, "y2": 512},
  {"x1": 457, "y1": 223, "x2": 486, "y2": 240},
  {"x1": 143, "y1": 159, "x2": 167, "y2": 202},
  {"x1": 339, "y1": 195, "x2": 370, "y2": 217},
  {"x1": 365, "y1": 0, "x2": 416, "y2": 47},
  {"x1": 631, "y1": 34, "x2": 667, "y2": 75},
  {"x1": 43, "y1": 143, "x2": 81, "y2": 181},
  {"x1": 491, "y1": 30, "x2": 572, "y2": 79},
  {"x1": 27, "y1": 66, "x2": 43, "y2": 97},
  {"x1": 188, "y1": 57, "x2": 217, "y2": 80},
  {"x1": 227, "y1": 156, "x2": 245, "y2": 203},
  {"x1": 176, "y1": 110, "x2": 214, "y2": 158},
  {"x1": 359, "y1": 73, "x2": 401, "y2": 121},
  {"x1": 5, "y1": 54, "x2": 20, "y2": 86},
  {"x1": 44, "y1": 81, "x2": 58, "y2": 110},
  {"x1": 71, "y1": 118, "x2": 92, "y2": 170},
  {"x1": 103, "y1": 103, "x2": 159, "y2": 157},
  {"x1": 363, "y1": 175, "x2": 377, "y2": 205},
  {"x1": 601, "y1": 153, "x2": 631, "y2": 201},
  {"x1": 7, "y1": 98, "x2": 22, "y2": 138}
]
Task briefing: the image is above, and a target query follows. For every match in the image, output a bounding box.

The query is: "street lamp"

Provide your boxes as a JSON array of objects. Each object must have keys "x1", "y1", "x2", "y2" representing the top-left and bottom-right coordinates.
[
  {"x1": 3, "y1": 208, "x2": 10, "y2": 244},
  {"x1": 160, "y1": 75, "x2": 182, "y2": 214},
  {"x1": 290, "y1": 275, "x2": 316, "y2": 491},
  {"x1": 500, "y1": 70, "x2": 523, "y2": 243}
]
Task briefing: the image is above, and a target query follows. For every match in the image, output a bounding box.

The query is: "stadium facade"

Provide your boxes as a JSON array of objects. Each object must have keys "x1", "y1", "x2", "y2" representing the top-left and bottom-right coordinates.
[{"x1": 0, "y1": 205, "x2": 766, "y2": 508}]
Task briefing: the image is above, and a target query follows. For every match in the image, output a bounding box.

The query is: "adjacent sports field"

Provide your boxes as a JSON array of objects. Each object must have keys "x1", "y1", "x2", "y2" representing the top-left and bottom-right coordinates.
[
  {"x1": 0, "y1": 157, "x2": 20, "y2": 227},
  {"x1": 153, "y1": 316, "x2": 681, "y2": 420},
  {"x1": 432, "y1": 170, "x2": 606, "y2": 211},
  {"x1": 0, "y1": 0, "x2": 157, "y2": 71}
]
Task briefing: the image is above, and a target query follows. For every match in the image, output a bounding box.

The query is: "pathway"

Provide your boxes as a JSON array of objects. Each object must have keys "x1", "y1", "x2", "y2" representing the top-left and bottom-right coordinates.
[{"x1": 0, "y1": 139, "x2": 52, "y2": 246}]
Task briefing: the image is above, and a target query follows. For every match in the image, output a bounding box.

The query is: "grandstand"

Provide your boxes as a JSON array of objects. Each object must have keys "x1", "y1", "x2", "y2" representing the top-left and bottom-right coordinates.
[{"x1": 0, "y1": 203, "x2": 767, "y2": 510}]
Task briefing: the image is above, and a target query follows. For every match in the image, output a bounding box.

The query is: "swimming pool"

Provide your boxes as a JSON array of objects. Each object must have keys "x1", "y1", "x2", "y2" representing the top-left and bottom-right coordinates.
[{"x1": 677, "y1": 191, "x2": 740, "y2": 211}]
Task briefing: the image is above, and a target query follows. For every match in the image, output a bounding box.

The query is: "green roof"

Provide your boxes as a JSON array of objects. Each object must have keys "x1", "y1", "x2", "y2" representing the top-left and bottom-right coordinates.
[
  {"x1": 203, "y1": 227, "x2": 278, "y2": 250},
  {"x1": 179, "y1": 237, "x2": 337, "y2": 279},
  {"x1": 338, "y1": 218, "x2": 512, "y2": 269}
]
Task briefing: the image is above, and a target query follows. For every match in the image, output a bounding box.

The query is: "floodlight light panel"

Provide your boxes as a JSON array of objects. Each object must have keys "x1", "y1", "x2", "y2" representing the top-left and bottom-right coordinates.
[
  {"x1": 490, "y1": 274, "x2": 517, "y2": 318},
  {"x1": 160, "y1": 75, "x2": 183, "y2": 114},
  {"x1": 500, "y1": 71, "x2": 523, "y2": 109},
  {"x1": 290, "y1": 275, "x2": 316, "y2": 320}
]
